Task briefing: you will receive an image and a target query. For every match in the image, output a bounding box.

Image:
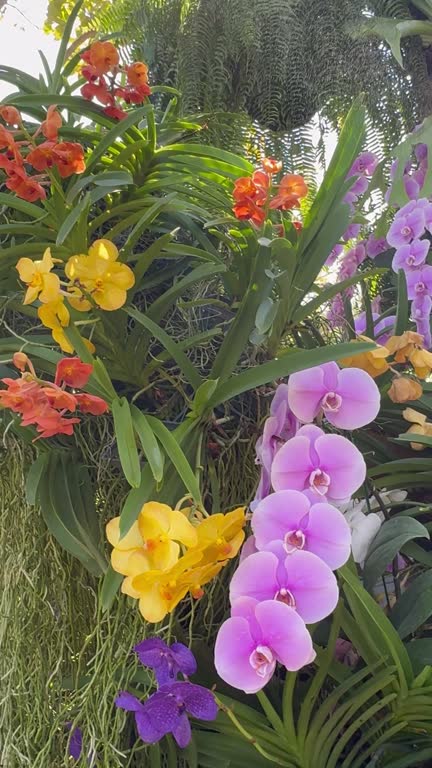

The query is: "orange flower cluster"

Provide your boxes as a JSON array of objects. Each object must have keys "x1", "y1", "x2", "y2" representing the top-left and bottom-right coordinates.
[
  {"x1": 81, "y1": 41, "x2": 151, "y2": 121},
  {"x1": 0, "y1": 105, "x2": 85, "y2": 202},
  {"x1": 0, "y1": 353, "x2": 108, "y2": 439},
  {"x1": 232, "y1": 157, "x2": 308, "y2": 227}
]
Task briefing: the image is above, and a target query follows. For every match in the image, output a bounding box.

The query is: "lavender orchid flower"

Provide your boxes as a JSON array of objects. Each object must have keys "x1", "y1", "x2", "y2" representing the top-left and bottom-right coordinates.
[
  {"x1": 214, "y1": 597, "x2": 315, "y2": 693},
  {"x1": 251, "y1": 490, "x2": 351, "y2": 569},
  {"x1": 366, "y1": 235, "x2": 388, "y2": 259},
  {"x1": 342, "y1": 223, "x2": 361, "y2": 242},
  {"x1": 254, "y1": 383, "x2": 298, "y2": 503},
  {"x1": 348, "y1": 152, "x2": 378, "y2": 177},
  {"x1": 354, "y1": 312, "x2": 396, "y2": 345},
  {"x1": 325, "y1": 243, "x2": 344, "y2": 267},
  {"x1": 271, "y1": 424, "x2": 366, "y2": 503},
  {"x1": 392, "y1": 238, "x2": 430, "y2": 272},
  {"x1": 134, "y1": 638, "x2": 196, "y2": 686},
  {"x1": 116, "y1": 682, "x2": 217, "y2": 749},
  {"x1": 387, "y1": 206, "x2": 425, "y2": 247},
  {"x1": 287, "y1": 361, "x2": 380, "y2": 430},
  {"x1": 405, "y1": 265, "x2": 432, "y2": 300},
  {"x1": 229, "y1": 548, "x2": 338, "y2": 624}
]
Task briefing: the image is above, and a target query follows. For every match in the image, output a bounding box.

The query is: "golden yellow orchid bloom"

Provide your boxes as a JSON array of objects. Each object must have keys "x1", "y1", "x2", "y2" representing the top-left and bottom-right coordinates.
[
  {"x1": 339, "y1": 335, "x2": 390, "y2": 378},
  {"x1": 65, "y1": 239, "x2": 135, "y2": 311},
  {"x1": 106, "y1": 502, "x2": 198, "y2": 577},
  {"x1": 129, "y1": 550, "x2": 204, "y2": 623},
  {"x1": 16, "y1": 248, "x2": 60, "y2": 305},
  {"x1": 402, "y1": 407, "x2": 432, "y2": 451},
  {"x1": 190, "y1": 507, "x2": 246, "y2": 565},
  {"x1": 38, "y1": 297, "x2": 72, "y2": 353},
  {"x1": 386, "y1": 332, "x2": 432, "y2": 379}
]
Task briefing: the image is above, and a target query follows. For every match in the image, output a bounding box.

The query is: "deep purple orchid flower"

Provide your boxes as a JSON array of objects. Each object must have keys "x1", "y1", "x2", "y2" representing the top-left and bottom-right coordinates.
[
  {"x1": 251, "y1": 490, "x2": 351, "y2": 569},
  {"x1": 271, "y1": 424, "x2": 366, "y2": 503},
  {"x1": 134, "y1": 638, "x2": 196, "y2": 686},
  {"x1": 229, "y1": 548, "x2": 339, "y2": 624},
  {"x1": 254, "y1": 384, "x2": 298, "y2": 503},
  {"x1": 354, "y1": 312, "x2": 396, "y2": 345},
  {"x1": 115, "y1": 682, "x2": 217, "y2": 749},
  {"x1": 65, "y1": 723, "x2": 82, "y2": 761},
  {"x1": 392, "y1": 238, "x2": 430, "y2": 272},
  {"x1": 214, "y1": 597, "x2": 315, "y2": 693},
  {"x1": 287, "y1": 361, "x2": 380, "y2": 429},
  {"x1": 406, "y1": 264, "x2": 432, "y2": 300},
  {"x1": 366, "y1": 235, "x2": 388, "y2": 259},
  {"x1": 387, "y1": 207, "x2": 425, "y2": 248}
]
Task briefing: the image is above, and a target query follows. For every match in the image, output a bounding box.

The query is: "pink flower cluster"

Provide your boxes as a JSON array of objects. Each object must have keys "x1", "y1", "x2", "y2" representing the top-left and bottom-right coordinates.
[
  {"x1": 214, "y1": 362, "x2": 380, "y2": 693},
  {"x1": 388, "y1": 197, "x2": 432, "y2": 348}
]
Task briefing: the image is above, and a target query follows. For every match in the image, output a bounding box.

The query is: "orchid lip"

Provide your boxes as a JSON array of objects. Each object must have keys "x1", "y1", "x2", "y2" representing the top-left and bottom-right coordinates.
[
  {"x1": 321, "y1": 391, "x2": 342, "y2": 413},
  {"x1": 274, "y1": 587, "x2": 296, "y2": 608},
  {"x1": 284, "y1": 529, "x2": 306, "y2": 553},
  {"x1": 401, "y1": 225, "x2": 412, "y2": 236},
  {"x1": 309, "y1": 468, "x2": 330, "y2": 496},
  {"x1": 249, "y1": 645, "x2": 276, "y2": 678}
]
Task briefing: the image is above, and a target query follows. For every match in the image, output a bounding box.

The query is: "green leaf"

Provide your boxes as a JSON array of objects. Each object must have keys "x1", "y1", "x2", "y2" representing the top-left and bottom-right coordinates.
[
  {"x1": 25, "y1": 453, "x2": 48, "y2": 505},
  {"x1": 292, "y1": 271, "x2": 382, "y2": 325},
  {"x1": 406, "y1": 639, "x2": 432, "y2": 674},
  {"x1": 210, "y1": 340, "x2": 375, "y2": 407},
  {"x1": 147, "y1": 262, "x2": 226, "y2": 324},
  {"x1": 363, "y1": 517, "x2": 429, "y2": 592},
  {"x1": 130, "y1": 405, "x2": 164, "y2": 483},
  {"x1": 112, "y1": 397, "x2": 141, "y2": 488},
  {"x1": 146, "y1": 416, "x2": 203, "y2": 507},
  {"x1": 51, "y1": 0, "x2": 84, "y2": 90},
  {"x1": 124, "y1": 307, "x2": 202, "y2": 390},
  {"x1": 395, "y1": 269, "x2": 409, "y2": 335},
  {"x1": 56, "y1": 193, "x2": 90, "y2": 246},
  {"x1": 340, "y1": 564, "x2": 413, "y2": 693},
  {"x1": 86, "y1": 105, "x2": 152, "y2": 172},
  {"x1": 100, "y1": 566, "x2": 123, "y2": 612},
  {"x1": 191, "y1": 379, "x2": 219, "y2": 417},
  {"x1": 390, "y1": 571, "x2": 432, "y2": 638}
]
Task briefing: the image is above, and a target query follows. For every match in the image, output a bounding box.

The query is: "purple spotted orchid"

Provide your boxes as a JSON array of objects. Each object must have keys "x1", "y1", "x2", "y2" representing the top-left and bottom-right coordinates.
[
  {"x1": 115, "y1": 682, "x2": 217, "y2": 748},
  {"x1": 271, "y1": 424, "x2": 366, "y2": 504},
  {"x1": 134, "y1": 638, "x2": 196, "y2": 686},
  {"x1": 251, "y1": 490, "x2": 351, "y2": 570},
  {"x1": 287, "y1": 361, "x2": 380, "y2": 430},
  {"x1": 214, "y1": 597, "x2": 315, "y2": 693}
]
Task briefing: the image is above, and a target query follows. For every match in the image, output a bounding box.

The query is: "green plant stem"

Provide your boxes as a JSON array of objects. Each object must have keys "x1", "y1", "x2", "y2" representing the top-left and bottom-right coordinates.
[
  {"x1": 256, "y1": 690, "x2": 285, "y2": 738},
  {"x1": 282, "y1": 673, "x2": 298, "y2": 746}
]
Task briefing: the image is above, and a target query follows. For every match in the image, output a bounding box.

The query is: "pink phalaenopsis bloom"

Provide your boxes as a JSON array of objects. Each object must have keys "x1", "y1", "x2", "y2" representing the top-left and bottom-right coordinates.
[
  {"x1": 366, "y1": 235, "x2": 388, "y2": 259},
  {"x1": 287, "y1": 361, "x2": 380, "y2": 429},
  {"x1": 254, "y1": 384, "x2": 298, "y2": 503},
  {"x1": 392, "y1": 239, "x2": 430, "y2": 272},
  {"x1": 214, "y1": 597, "x2": 315, "y2": 693},
  {"x1": 252, "y1": 490, "x2": 351, "y2": 569},
  {"x1": 342, "y1": 223, "x2": 361, "y2": 242},
  {"x1": 348, "y1": 152, "x2": 378, "y2": 177},
  {"x1": 406, "y1": 265, "x2": 432, "y2": 300},
  {"x1": 325, "y1": 243, "x2": 344, "y2": 267},
  {"x1": 229, "y1": 548, "x2": 339, "y2": 624},
  {"x1": 271, "y1": 424, "x2": 366, "y2": 503}
]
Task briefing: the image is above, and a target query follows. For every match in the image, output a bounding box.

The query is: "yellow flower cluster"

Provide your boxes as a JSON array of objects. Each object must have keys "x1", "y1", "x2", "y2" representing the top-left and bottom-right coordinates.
[
  {"x1": 16, "y1": 239, "x2": 135, "y2": 353},
  {"x1": 106, "y1": 502, "x2": 246, "y2": 623},
  {"x1": 341, "y1": 332, "x2": 432, "y2": 383}
]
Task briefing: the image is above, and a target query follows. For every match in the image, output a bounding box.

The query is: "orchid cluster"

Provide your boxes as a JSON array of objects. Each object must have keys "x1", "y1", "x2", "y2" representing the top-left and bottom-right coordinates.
[
  {"x1": 81, "y1": 41, "x2": 151, "y2": 121},
  {"x1": 387, "y1": 197, "x2": 432, "y2": 348},
  {"x1": 0, "y1": 104, "x2": 85, "y2": 202},
  {"x1": 214, "y1": 361, "x2": 380, "y2": 693},
  {"x1": 16, "y1": 239, "x2": 135, "y2": 353},
  {"x1": 0, "y1": 353, "x2": 108, "y2": 439},
  {"x1": 116, "y1": 638, "x2": 217, "y2": 748},
  {"x1": 232, "y1": 156, "x2": 308, "y2": 227},
  {"x1": 106, "y1": 503, "x2": 246, "y2": 622}
]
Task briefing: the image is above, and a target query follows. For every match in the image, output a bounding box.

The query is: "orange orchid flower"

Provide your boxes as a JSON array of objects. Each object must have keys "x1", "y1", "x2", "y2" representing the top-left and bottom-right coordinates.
[
  {"x1": 26, "y1": 141, "x2": 57, "y2": 171},
  {"x1": 41, "y1": 106, "x2": 62, "y2": 141},
  {"x1": 52, "y1": 142, "x2": 86, "y2": 178},
  {"x1": 83, "y1": 41, "x2": 119, "y2": 76},
  {"x1": 270, "y1": 173, "x2": 308, "y2": 210},
  {"x1": 126, "y1": 62, "x2": 149, "y2": 87},
  {"x1": 0, "y1": 105, "x2": 21, "y2": 126}
]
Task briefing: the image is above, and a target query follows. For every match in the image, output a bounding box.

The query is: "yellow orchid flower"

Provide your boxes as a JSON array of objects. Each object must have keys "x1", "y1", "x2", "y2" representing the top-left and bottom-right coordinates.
[
  {"x1": 16, "y1": 248, "x2": 60, "y2": 305},
  {"x1": 128, "y1": 550, "x2": 204, "y2": 623},
  {"x1": 339, "y1": 335, "x2": 390, "y2": 378},
  {"x1": 386, "y1": 332, "x2": 432, "y2": 379},
  {"x1": 190, "y1": 507, "x2": 246, "y2": 565},
  {"x1": 65, "y1": 238, "x2": 135, "y2": 311},
  {"x1": 106, "y1": 502, "x2": 198, "y2": 577},
  {"x1": 402, "y1": 407, "x2": 432, "y2": 451}
]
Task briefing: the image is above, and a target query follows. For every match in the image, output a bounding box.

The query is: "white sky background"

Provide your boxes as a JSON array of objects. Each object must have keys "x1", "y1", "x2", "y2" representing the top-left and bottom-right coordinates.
[{"x1": 0, "y1": 0, "x2": 59, "y2": 100}]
